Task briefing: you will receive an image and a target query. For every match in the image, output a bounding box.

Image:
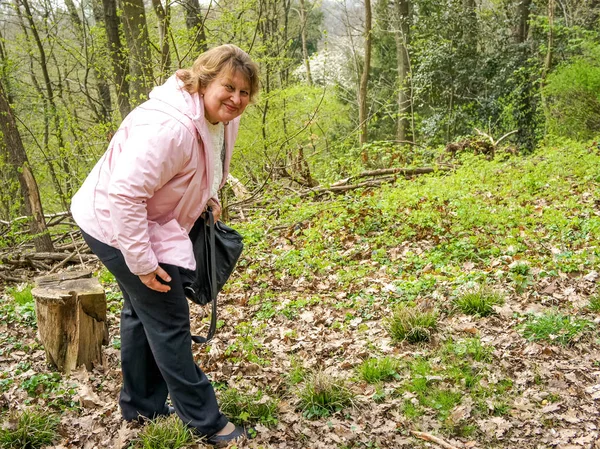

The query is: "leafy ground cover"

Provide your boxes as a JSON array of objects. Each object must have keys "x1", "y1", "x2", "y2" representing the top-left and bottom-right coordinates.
[{"x1": 1, "y1": 140, "x2": 599, "y2": 448}]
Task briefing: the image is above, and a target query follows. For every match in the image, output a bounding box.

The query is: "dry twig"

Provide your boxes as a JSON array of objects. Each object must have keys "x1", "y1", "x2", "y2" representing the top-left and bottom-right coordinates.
[{"x1": 411, "y1": 431, "x2": 461, "y2": 449}]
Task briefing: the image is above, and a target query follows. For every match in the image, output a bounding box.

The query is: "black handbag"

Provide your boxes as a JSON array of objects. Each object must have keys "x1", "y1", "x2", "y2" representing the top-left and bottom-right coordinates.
[{"x1": 180, "y1": 208, "x2": 244, "y2": 343}]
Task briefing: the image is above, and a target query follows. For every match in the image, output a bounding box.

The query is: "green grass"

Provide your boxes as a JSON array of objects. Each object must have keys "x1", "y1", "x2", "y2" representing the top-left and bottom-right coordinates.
[
  {"x1": 297, "y1": 371, "x2": 355, "y2": 419},
  {"x1": 134, "y1": 415, "x2": 194, "y2": 449},
  {"x1": 386, "y1": 304, "x2": 437, "y2": 343},
  {"x1": 356, "y1": 357, "x2": 401, "y2": 383},
  {"x1": 588, "y1": 294, "x2": 600, "y2": 312},
  {"x1": 218, "y1": 388, "x2": 278, "y2": 427},
  {"x1": 441, "y1": 337, "x2": 494, "y2": 363},
  {"x1": 454, "y1": 287, "x2": 504, "y2": 317},
  {"x1": 521, "y1": 312, "x2": 593, "y2": 345},
  {"x1": 0, "y1": 408, "x2": 59, "y2": 449}
]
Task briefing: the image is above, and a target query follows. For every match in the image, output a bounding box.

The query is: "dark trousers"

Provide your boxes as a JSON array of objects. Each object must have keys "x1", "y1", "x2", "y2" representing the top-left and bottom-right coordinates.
[{"x1": 82, "y1": 230, "x2": 227, "y2": 436}]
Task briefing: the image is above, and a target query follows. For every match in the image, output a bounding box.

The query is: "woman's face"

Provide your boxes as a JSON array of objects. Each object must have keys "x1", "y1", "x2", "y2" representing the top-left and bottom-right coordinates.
[{"x1": 201, "y1": 69, "x2": 251, "y2": 124}]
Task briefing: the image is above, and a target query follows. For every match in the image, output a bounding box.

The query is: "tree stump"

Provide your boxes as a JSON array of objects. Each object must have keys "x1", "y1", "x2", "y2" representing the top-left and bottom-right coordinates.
[{"x1": 32, "y1": 270, "x2": 108, "y2": 373}]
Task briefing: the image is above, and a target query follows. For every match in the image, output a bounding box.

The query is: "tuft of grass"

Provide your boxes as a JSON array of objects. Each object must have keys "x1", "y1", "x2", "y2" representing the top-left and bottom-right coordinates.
[
  {"x1": 386, "y1": 304, "x2": 437, "y2": 343},
  {"x1": 287, "y1": 357, "x2": 306, "y2": 385},
  {"x1": 588, "y1": 294, "x2": 600, "y2": 312},
  {"x1": 356, "y1": 357, "x2": 401, "y2": 384},
  {"x1": 135, "y1": 414, "x2": 194, "y2": 449},
  {"x1": 0, "y1": 408, "x2": 59, "y2": 449},
  {"x1": 521, "y1": 312, "x2": 593, "y2": 345},
  {"x1": 297, "y1": 370, "x2": 355, "y2": 419},
  {"x1": 454, "y1": 287, "x2": 504, "y2": 317},
  {"x1": 219, "y1": 388, "x2": 278, "y2": 427}
]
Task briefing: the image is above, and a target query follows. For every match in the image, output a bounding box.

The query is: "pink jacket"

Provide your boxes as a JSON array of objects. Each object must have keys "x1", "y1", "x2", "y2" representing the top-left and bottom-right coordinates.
[{"x1": 71, "y1": 75, "x2": 239, "y2": 275}]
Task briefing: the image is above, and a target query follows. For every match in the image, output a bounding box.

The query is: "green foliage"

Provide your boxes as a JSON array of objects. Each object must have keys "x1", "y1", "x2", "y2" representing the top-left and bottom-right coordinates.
[
  {"x1": 441, "y1": 337, "x2": 494, "y2": 363},
  {"x1": 0, "y1": 408, "x2": 59, "y2": 449},
  {"x1": 97, "y1": 268, "x2": 116, "y2": 285},
  {"x1": 2, "y1": 285, "x2": 36, "y2": 325},
  {"x1": 134, "y1": 415, "x2": 194, "y2": 449},
  {"x1": 297, "y1": 371, "x2": 354, "y2": 419},
  {"x1": 521, "y1": 312, "x2": 593, "y2": 345},
  {"x1": 386, "y1": 304, "x2": 437, "y2": 344},
  {"x1": 544, "y1": 43, "x2": 600, "y2": 140},
  {"x1": 454, "y1": 287, "x2": 504, "y2": 317},
  {"x1": 218, "y1": 388, "x2": 278, "y2": 427},
  {"x1": 357, "y1": 357, "x2": 401, "y2": 384},
  {"x1": 20, "y1": 371, "x2": 78, "y2": 410}
]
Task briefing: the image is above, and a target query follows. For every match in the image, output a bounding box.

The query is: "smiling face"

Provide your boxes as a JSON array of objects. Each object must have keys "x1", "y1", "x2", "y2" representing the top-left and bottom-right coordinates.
[{"x1": 200, "y1": 69, "x2": 251, "y2": 124}]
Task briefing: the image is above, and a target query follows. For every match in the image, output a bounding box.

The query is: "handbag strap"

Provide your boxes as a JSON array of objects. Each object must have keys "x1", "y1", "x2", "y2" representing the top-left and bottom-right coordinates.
[{"x1": 191, "y1": 208, "x2": 218, "y2": 344}]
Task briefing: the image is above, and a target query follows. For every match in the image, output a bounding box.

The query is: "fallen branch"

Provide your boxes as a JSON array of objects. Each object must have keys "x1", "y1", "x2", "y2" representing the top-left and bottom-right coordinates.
[
  {"x1": 411, "y1": 431, "x2": 461, "y2": 449},
  {"x1": 47, "y1": 250, "x2": 79, "y2": 274},
  {"x1": 332, "y1": 166, "x2": 447, "y2": 187},
  {"x1": 301, "y1": 177, "x2": 397, "y2": 197}
]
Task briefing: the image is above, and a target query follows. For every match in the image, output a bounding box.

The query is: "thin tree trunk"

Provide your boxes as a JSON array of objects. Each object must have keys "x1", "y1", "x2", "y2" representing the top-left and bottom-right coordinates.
[
  {"x1": 517, "y1": 0, "x2": 532, "y2": 43},
  {"x1": 393, "y1": 0, "x2": 410, "y2": 142},
  {"x1": 121, "y1": 0, "x2": 154, "y2": 103},
  {"x1": 101, "y1": 0, "x2": 131, "y2": 120},
  {"x1": 0, "y1": 83, "x2": 54, "y2": 252},
  {"x1": 64, "y1": 0, "x2": 111, "y2": 123},
  {"x1": 184, "y1": 0, "x2": 207, "y2": 55},
  {"x1": 359, "y1": 0, "x2": 372, "y2": 149},
  {"x1": 299, "y1": 0, "x2": 313, "y2": 86},
  {"x1": 17, "y1": 0, "x2": 70, "y2": 208},
  {"x1": 152, "y1": 0, "x2": 171, "y2": 81},
  {"x1": 543, "y1": 0, "x2": 554, "y2": 79}
]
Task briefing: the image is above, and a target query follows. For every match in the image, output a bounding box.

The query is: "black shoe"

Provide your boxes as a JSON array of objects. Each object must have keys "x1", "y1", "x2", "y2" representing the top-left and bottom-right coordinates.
[{"x1": 205, "y1": 424, "x2": 254, "y2": 447}]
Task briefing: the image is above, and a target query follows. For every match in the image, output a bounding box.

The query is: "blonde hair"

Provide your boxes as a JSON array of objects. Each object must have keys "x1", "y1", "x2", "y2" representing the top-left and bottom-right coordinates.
[{"x1": 177, "y1": 44, "x2": 260, "y2": 103}]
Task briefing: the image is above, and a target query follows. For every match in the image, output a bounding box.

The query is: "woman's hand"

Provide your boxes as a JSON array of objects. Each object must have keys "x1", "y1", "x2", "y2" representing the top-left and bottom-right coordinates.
[
  {"x1": 206, "y1": 199, "x2": 221, "y2": 222},
  {"x1": 139, "y1": 267, "x2": 172, "y2": 292}
]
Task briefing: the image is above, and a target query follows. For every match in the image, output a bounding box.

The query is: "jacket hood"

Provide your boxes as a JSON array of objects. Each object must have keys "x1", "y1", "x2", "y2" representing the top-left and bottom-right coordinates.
[{"x1": 148, "y1": 74, "x2": 203, "y2": 125}]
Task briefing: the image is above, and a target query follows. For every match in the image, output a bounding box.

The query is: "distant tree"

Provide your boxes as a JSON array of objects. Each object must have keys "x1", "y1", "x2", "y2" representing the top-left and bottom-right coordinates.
[
  {"x1": 358, "y1": 0, "x2": 372, "y2": 148},
  {"x1": 121, "y1": 0, "x2": 154, "y2": 103},
  {"x1": 0, "y1": 82, "x2": 54, "y2": 252},
  {"x1": 100, "y1": 0, "x2": 131, "y2": 119}
]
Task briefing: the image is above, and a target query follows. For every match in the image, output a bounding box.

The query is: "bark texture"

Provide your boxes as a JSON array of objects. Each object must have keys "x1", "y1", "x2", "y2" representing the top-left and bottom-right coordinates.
[{"x1": 33, "y1": 271, "x2": 108, "y2": 374}]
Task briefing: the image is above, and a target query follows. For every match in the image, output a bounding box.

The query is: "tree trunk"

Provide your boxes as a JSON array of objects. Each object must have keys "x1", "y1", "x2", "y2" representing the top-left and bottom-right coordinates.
[
  {"x1": 33, "y1": 271, "x2": 107, "y2": 374},
  {"x1": 299, "y1": 0, "x2": 313, "y2": 86},
  {"x1": 184, "y1": 0, "x2": 207, "y2": 55},
  {"x1": 393, "y1": 0, "x2": 410, "y2": 142},
  {"x1": 0, "y1": 82, "x2": 54, "y2": 252},
  {"x1": 517, "y1": 0, "x2": 532, "y2": 43},
  {"x1": 543, "y1": 0, "x2": 554, "y2": 79},
  {"x1": 359, "y1": 0, "x2": 372, "y2": 149},
  {"x1": 151, "y1": 0, "x2": 171, "y2": 80},
  {"x1": 64, "y1": 0, "x2": 112, "y2": 123},
  {"x1": 121, "y1": 0, "x2": 154, "y2": 103},
  {"x1": 17, "y1": 0, "x2": 71, "y2": 207},
  {"x1": 101, "y1": 0, "x2": 131, "y2": 120}
]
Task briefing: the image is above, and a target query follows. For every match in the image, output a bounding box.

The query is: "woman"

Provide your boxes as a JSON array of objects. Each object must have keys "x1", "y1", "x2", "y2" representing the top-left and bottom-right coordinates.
[{"x1": 71, "y1": 44, "x2": 259, "y2": 444}]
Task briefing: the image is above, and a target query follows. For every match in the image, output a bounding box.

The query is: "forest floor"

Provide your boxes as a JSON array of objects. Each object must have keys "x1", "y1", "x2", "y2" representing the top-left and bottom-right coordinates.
[{"x1": 1, "y1": 140, "x2": 600, "y2": 449}]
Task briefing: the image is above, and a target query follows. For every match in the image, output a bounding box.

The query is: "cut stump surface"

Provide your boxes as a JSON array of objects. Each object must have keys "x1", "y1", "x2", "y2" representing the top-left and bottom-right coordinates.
[{"x1": 33, "y1": 270, "x2": 108, "y2": 373}]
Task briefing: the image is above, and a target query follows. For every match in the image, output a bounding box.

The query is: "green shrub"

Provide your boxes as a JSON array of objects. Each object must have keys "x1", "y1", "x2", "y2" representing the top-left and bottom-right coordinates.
[
  {"x1": 386, "y1": 304, "x2": 437, "y2": 343},
  {"x1": 135, "y1": 415, "x2": 194, "y2": 449},
  {"x1": 357, "y1": 357, "x2": 401, "y2": 383},
  {"x1": 544, "y1": 44, "x2": 600, "y2": 140},
  {"x1": 218, "y1": 388, "x2": 278, "y2": 427},
  {"x1": 521, "y1": 312, "x2": 593, "y2": 345},
  {"x1": 454, "y1": 287, "x2": 503, "y2": 317},
  {"x1": 297, "y1": 371, "x2": 354, "y2": 419},
  {"x1": 0, "y1": 409, "x2": 59, "y2": 449}
]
